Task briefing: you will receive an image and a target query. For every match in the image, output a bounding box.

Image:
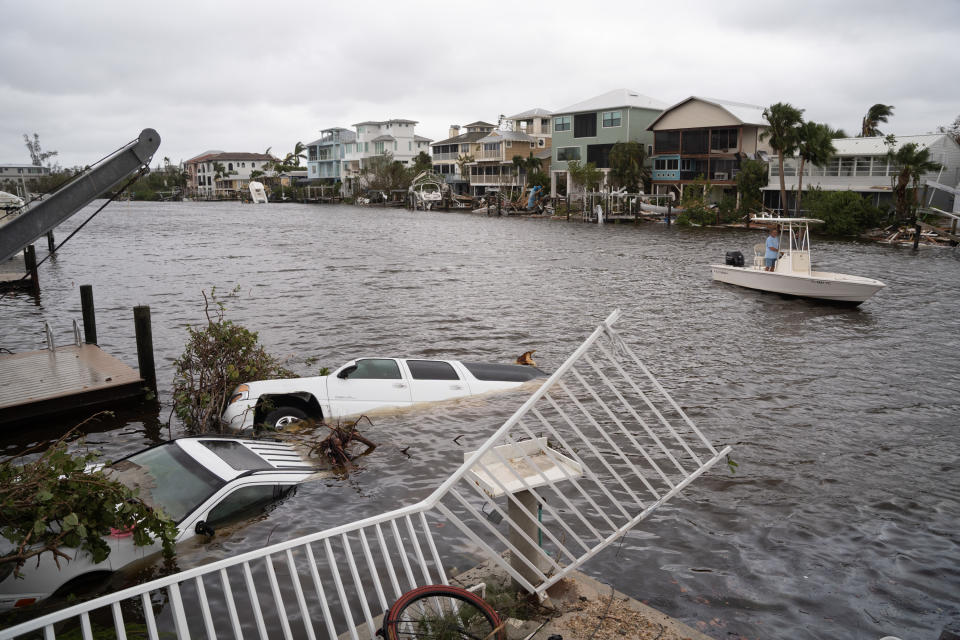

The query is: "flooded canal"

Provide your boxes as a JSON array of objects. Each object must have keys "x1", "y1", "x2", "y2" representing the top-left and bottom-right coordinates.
[{"x1": 2, "y1": 201, "x2": 959, "y2": 639}]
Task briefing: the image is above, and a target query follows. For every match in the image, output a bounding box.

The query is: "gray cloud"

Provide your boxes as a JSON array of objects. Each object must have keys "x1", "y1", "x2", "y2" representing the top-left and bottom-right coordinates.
[{"x1": 1, "y1": 0, "x2": 957, "y2": 167}]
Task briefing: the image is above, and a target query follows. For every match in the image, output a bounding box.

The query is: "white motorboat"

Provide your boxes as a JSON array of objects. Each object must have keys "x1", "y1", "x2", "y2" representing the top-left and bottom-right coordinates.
[
  {"x1": 711, "y1": 216, "x2": 885, "y2": 305},
  {"x1": 248, "y1": 181, "x2": 268, "y2": 203},
  {"x1": 0, "y1": 190, "x2": 25, "y2": 211}
]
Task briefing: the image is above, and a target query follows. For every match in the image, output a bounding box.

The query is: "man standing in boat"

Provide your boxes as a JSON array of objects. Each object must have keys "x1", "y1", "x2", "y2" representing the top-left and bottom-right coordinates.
[{"x1": 765, "y1": 226, "x2": 781, "y2": 271}]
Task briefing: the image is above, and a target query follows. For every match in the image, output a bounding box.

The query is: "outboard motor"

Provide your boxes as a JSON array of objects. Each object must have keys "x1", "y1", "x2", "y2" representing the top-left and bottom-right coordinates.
[{"x1": 725, "y1": 250, "x2": 744, "y2": 267}]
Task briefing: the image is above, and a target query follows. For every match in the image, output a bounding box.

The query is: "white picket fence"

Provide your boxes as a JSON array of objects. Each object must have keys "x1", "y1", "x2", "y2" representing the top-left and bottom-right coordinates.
[{"x1": 1, "y1": 309, "x2": 731, "y2": 640}]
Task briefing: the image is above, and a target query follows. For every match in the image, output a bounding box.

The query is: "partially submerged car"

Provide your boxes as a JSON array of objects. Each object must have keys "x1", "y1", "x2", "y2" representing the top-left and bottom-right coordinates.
[
  {"x1": 222, "y1": 357, "x2": 548, "y2": 432},
  {"x1": 0, "y1": 437, "x2": 317, "y2": 611}
]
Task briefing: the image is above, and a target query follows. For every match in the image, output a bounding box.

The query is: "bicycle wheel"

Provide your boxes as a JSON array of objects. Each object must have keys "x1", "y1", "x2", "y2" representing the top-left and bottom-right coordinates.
[{"x1": 380, "y1": 584, "x2": 506, "y2": 640}]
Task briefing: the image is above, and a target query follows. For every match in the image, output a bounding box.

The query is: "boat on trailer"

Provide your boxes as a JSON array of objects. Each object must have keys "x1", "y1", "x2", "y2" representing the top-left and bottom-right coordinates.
[{"x1": 710, "y1": 215, "x2": 886, "y2": 305}]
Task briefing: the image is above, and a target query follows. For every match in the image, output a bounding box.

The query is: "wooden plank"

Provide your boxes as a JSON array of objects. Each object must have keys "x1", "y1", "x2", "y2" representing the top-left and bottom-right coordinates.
[
  {"x1": 918, "y1": 221, "x2": 960, "y2": 244},
  {"x1": 0, "y1": 344, "x2": 145, "y2": 424}
]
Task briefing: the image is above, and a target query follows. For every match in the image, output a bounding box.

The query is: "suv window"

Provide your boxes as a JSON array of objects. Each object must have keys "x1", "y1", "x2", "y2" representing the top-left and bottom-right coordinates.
[
  {"x1": 407, "y1": 360, "x2": 460, "y2": 381},
  {"x1": 351, "y1": 359, "x2": 402, "y2": 379},
  {"x1": 200, "y1": 440, "x2": 273, "y2": 470},
  {"x1": 462, "y1": 362, "x2": 547, "y2": 382},
  {"x1": 207, "y1": 485, "x2": 293, "y2": 528}
]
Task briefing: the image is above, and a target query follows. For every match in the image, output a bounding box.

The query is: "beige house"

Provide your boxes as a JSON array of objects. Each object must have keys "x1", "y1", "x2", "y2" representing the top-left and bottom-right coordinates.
[
  {"x1": 648, "y1": 96, "x2": 771, "y2": 202},
  {"x1": 467, "y1": 109, "x2": 552, "y2": 195}
]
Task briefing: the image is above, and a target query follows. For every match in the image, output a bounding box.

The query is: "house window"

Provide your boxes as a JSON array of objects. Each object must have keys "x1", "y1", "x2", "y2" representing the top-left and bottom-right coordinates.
[
  {"x1": 870, "y1": 157, "x2": 888, "y2": 176},
  {"x1": 681, "y1": 130, "x2": 709, "y2": 154},
  {"x1": 228, "y1": 163, "x2": 234, "y2": 171},
  {"x1": 854, "y1": 156, "x2": 871, "y2": 177},
  {"x1": 483, "y1": 143, "x2": 499, "y2": 153},
  {"x1": 574, "y1": 113, "x2": 597, "y2": 138},
  {"x1": 553, "y1": 116, "x2": 571, "y2": 132},
  {"x1": 394, "y1": 141, "x2": 398, "y2": 150},
  {"x1": 602, "y1": 111, "x2": 622, "y2": 128},
  {"x1": 538, "y1": 139, "x2": 545, "y2": 147},
  {"x1": 655, "y1": 131, "x2": 680, "y2": 153},
  {"x1": 710, "y1": 128, "x2": 738, "y2": 152},
  {"x1": 409, "y1": 142, "x2": 412, "y2": 151},
  {"x1": 556, "y1": 147, "x2": 581, "y2": 162}
]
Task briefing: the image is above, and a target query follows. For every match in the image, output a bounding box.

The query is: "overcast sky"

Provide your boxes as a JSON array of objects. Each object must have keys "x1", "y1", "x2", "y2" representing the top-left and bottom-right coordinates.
[{"x1": 2, "y1": 0, "x2": 958, "y2": 168}]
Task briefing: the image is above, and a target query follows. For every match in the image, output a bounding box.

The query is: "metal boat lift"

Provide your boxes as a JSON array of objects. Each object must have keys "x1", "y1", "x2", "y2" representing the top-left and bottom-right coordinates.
[{"x1": 0, "y1": 129, "x2": 161, "y2": 264}]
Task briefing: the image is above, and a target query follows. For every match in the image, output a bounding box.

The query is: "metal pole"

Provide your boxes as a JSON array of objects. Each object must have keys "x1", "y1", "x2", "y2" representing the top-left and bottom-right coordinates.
[
  {"x1": 133, "y1": 305, "x2": 157, "y2": 394},
  {"x1": 80, "y1": 284, "x2": 97, "y2": 345}
]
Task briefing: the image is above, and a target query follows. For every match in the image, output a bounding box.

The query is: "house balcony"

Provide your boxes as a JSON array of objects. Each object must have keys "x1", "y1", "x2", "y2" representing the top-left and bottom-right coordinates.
[
  {"x1": 476, "y1": 149, "x2": 504, "y2": 161},
  {"x1": 432, "y1": 152, "x2": 459, "y2": 162}
]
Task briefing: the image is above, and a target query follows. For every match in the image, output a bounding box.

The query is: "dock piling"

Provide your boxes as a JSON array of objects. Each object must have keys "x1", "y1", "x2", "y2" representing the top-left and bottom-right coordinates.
[
  {"x1": 80, "y1": 285, "x2": 97, "y2": 345},
  {"x1": 133, "y1": 305, "x2": 157, "y2": 394},
  {"x1": 46, "y1": 231, "x2": 56, "y2": 254},
  {"x1": 24, "y1": 244, "x2": 40, "y2": 295}
]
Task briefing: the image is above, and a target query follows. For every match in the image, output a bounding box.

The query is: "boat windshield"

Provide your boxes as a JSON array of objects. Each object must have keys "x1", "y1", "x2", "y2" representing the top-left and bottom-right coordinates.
[{"x1": 110, "y1": 443, "x2": 225, "y2": 522}]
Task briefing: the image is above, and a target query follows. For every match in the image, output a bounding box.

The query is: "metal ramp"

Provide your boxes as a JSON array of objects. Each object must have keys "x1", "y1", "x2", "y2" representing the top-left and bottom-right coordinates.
[{"x1": 0, "y1": 310, "x2": 731, "y2": 640}]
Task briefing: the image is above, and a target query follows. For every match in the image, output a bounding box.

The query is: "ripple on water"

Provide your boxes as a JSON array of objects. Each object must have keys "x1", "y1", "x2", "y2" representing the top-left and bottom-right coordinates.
[{"x1": 2, "y1": 201, "x2": 960, "y2": 638}]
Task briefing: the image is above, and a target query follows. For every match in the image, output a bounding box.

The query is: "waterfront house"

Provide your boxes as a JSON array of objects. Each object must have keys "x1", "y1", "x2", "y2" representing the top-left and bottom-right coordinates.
[
  {"x1": 306, "y1": 128, "x2": 356, "y2": 186},
  {"x1": 763, "y1": 133, "x2": 960, "y2": 213},
  {"x1": 342, "y1": 119, "x2": 432, "y2": 195},
  {"x1": 647, "y1": 96, "x2": 771, "y2": 203},
  {"x1": 467, "y1": 109, "x2": 553, "y2": 196},
  {"x1": 550, "y1": 89, "x2": 667, "y2": 196},
  {"x1": 431, "y1": 121, "x2": 496, "y2": 194},
  {"x1": 185, "y1": 151, "x2": 276, "y2": 198}
]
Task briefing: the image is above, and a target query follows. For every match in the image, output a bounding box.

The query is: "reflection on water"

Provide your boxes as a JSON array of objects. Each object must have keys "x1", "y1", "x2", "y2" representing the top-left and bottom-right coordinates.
[{"x1": 2, "y1": 201, "x2": 959, "y2": 638}]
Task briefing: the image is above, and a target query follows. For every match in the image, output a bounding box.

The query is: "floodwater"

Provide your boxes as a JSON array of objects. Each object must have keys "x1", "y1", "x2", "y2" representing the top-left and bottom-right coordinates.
[{"x1": 2, "y1": 201, "x2": 959, "y2": 639}]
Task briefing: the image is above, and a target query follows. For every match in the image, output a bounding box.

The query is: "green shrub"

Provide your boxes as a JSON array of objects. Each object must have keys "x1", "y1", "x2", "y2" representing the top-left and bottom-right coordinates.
[
  {"x1": 172, "y1": 288, "x2": 294, "y2": 433},
  {"x1": 803, "y1": 189, "x2": 884, "y2": 236}
]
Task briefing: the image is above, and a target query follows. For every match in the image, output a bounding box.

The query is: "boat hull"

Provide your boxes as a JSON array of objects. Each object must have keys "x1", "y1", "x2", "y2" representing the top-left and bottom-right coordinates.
[{"x1": 710, "y1": 265, "x2": 885, "y2": 304}]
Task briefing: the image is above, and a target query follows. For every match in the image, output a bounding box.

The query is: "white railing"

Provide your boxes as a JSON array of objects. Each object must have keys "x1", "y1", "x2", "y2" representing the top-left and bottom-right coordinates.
[
  {"x1": 1, "y1": 310, "x2": 730, "y2": 640},
  {"x1": 431, "y1": 153, "x2": 459, "y2": 162}
]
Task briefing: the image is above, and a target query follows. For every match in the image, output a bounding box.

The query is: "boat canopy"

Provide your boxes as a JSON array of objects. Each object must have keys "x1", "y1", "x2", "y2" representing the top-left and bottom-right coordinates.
[{"x1": 751, "y1": 215, "x2": 824, "y2": 225}]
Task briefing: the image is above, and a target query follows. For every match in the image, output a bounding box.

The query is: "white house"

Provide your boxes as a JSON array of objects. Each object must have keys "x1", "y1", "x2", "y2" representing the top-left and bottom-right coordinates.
[
  {"x1": 184, "y1": 151, "x2": 278, "y2": 198},
  {"x1": 763, "y1": 133, "x2": 960, "y2": 213},
  {"x1": 341, "y1": 119, "x2": 432, "y2": 194}
]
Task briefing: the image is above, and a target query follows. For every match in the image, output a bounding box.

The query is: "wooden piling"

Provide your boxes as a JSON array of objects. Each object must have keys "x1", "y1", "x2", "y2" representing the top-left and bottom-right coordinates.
[
  {"x1": 24, "y1": 244, "x2": 39, "y2": 295},
  {"x1": 46, "y1": 231, "x2": 56, "y2": 254},
  {"x1": 666, "y1": 202, "x2": 673, "y2": 226},
  {"x1": 80, "y1": 285, "x2": 97, "y2": 345},
  {"x1": 565, "y1": 195, "x2": 570, "y2": 221},
  {"x1": 497, "y1": 195, "x2": 501, "y2": 216},
  {"x1": 133, "y1": 306, "x2": 157, "y2": 394},
  {"x1": 913, "y1": 222, "x2": 922, "y2": 250}
]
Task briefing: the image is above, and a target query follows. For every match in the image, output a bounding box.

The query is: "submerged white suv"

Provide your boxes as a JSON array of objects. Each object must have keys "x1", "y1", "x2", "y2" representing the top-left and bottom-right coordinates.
[
  {"x1": 222, "y1": 358, "x2": 547, "y2": 432},
  {"x1": 0, "y1": 437, "x2": 317, "y2": 612}
]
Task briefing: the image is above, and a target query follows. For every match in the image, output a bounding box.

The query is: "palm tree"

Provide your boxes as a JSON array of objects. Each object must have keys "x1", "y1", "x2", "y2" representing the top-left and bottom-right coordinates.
[
  {"x1": 290, "y1": 141, "x2": 306, "y2": 167},
  {"x1": 608, "y1": 141, "x2": 648, "y2": 192},
  {"x1": 828, "y1": 126, "x2": 848, "y2": 139},
  {"x1": 760, "y1": 102, "x2": 805, "y2": 214},
  {"x1": 512, "y1": 155, "x2": 527, "y2": 189},
  {"x1": 523, "y1": 152, "x2": 542, "y2": 186},
  {"x1": 794, "y1": 122, "x2": 836, "y2": 215},
  {"x1": 861, "y1": 104, "x2": 894, "y2": 137},
  {"x1": 456, "y1": 153, "x2": 474, "y2": 186},
  {"x1": 887, "y1": 141, "x2": 942, "y2": 222}
]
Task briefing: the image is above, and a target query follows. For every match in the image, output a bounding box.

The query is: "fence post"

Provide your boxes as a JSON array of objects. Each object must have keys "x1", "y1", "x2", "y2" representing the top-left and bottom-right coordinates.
[
  {"x1": 133, "y1": 306, "x2": 157, "y2": 394},
  {"x1": 80, "y1": 284, "x2": 97, "y2": 345}
]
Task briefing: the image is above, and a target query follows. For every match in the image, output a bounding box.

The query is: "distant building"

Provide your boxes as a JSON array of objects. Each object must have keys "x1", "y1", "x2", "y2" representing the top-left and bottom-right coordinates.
[
  {"x1": 341, "y1": 119, "x2": 432, "y2": 195},
  {"x1": 550, "y1": 89, "x2": 667, "y2": 196},
  {"x1": 306, "y1": 128, "x2": 356, "y2": 184},
  {"x1": 467, "y1": 109, "x2": 553, "y2": 196},
  {"x1": 763, "y1": 133, "x2": 960, "y2": 213},
  {"x1": 647, "y1": 96, "x2": 771, "y2": 203},
  {"x1": 185, "y1": 151, "x2": 275, "y2": 198},
  {"x1": 0, "y1": 164, "x2": 51, "y2": 194},
  {"x1": 431, "y1": 121, "x2": 496, "y2": 194}
]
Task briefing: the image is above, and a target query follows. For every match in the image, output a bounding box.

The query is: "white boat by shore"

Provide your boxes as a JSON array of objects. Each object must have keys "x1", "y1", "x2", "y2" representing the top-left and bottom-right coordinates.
[{"x1": 711, "y1": 216, "x2": 886, "y2": 305}]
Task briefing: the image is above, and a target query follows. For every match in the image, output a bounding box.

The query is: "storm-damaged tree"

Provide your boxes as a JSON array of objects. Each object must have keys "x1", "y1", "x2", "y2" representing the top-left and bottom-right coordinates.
[
  {"x1": 172, "y1": 287, "x2": 294, "y2": 433},
  {"x1": 23, "y1": 133, "x2": 59, "y2": 168},
  {"x1": 760, "y1": 102, "x2": 804, "y2": 214},
  {"x1": 360, "y1": 152, "x2": 413, "y2": 194},
  {"x1": 736, "y1": 158, "x2": 769, "y2": 215},
  {"x1": 794, "y1": 121, "x2": 836, "y2": 216},
  {"x1": 411, "y1": 151, "x2": 433, "y2": 175},
  {"x1": 566, "y1": 159, "x2": 603, "y2": 192},
  {"x1": 860, "y1": 104, "x2": 895, "y2": 137},
  {"x1": 0, "y1": 422, "x2": 177, "y2": 579},
  {"x1": 608, "y1": 141, "x2": 649, "y2": 193},
  {"x1": 886, "y1": 138, "x2": 942, "y2": 224}
]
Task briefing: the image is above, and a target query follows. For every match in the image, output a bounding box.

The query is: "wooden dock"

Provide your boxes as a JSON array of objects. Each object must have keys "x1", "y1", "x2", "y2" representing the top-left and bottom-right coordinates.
[
  {"x1": 0, "y1": 344, "x2": 145, "y2": 425},
  {"x1": 0, "y1": 253, "x2": 30, "y2": 291}
]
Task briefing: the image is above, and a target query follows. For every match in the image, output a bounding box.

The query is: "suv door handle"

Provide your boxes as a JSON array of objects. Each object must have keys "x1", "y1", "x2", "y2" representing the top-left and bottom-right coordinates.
[
  {"x1": 450, "y1": 385, "x2": 464, "y2": 390},
  {"x1": 393, "y1": 383, "x2": 406, "y2": 389}
]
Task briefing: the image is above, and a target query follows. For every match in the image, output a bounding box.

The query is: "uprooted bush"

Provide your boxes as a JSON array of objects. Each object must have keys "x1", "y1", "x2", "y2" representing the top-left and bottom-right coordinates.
[
  {"x1": 172, "y1": 288, "x2": 294, "y2": 433},
  {"x1": 0, "y1": 420, "x2": 177, "y2": 578}
]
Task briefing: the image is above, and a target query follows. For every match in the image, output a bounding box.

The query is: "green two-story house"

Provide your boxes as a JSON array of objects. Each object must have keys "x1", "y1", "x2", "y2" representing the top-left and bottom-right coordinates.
[{"x1": 550, "y1": 89, "x2": 667, "y2": 196}]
